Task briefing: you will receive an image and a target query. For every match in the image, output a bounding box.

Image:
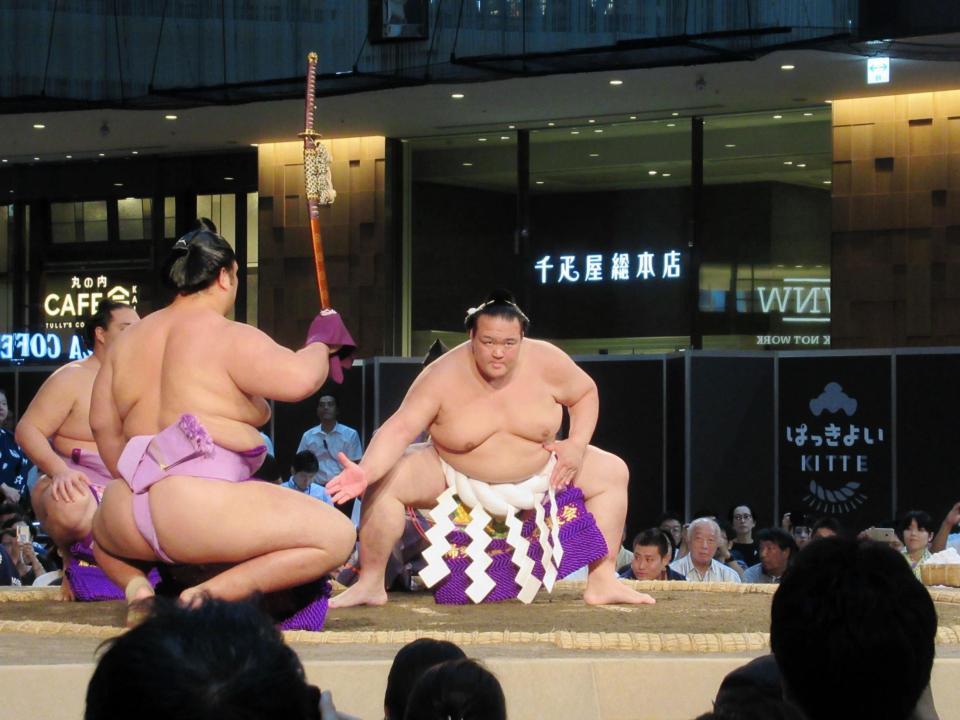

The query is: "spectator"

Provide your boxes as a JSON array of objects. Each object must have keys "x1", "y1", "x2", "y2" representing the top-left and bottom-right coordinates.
[
  {"x1": 899, "y1": 510, "x2": 934, "y2": 581},
  {"x1": 0, "y1": 520, "x2": 45, "y2": 585},
  {"x1": 716, "y1": 520, "x2": 746, "y2": 578},
  {"x1": 932, "y1": 500, "x2": 960, "y2": 553},
  {"x1": 743, "y1": 528, "x2": 797, "y2": 584},
  {"x1": 0, "y1": 389, "x2": 31, "y2": 510},
  {"x1": 658, "y1": 512, "x2": 683, "y2": 559},
  {"x1": 384, "y1": 639, "x2": 466, "y2": 720},
  {"x1": 0, "y1": 537, "x2": 16, "y2": 586},
  {"x1": 84, "y1": 598, "x2": 337, "y2": 720},
  {"x1": 789, "y1": 513, "x2": 812, "y2": 550},
  {"x1": 619, "y1": 528, "x2": 686, "y2": 581},
  {"x1": 669, "y1": 518, "x2": 741, "y2": 583},
  {"x1": 296, "y1": 395, "x2": 362, "y2": 487},
  {"x1": 281, "y1": 451, "x2": 334, "y2": 505},
  {"x1": 771, "y1": 538, "x2": 938, "y2": 720},
  {"x1": 810, "y1": 516, "x2": 842, "y2": 540},
  {"x1": 403, "y1": 658, "x2": 506, "y2": 720},
  {"x1": 252, "y1": 454, "x2": 284, "y2": 484},
  {"x1": 729, "y1": 504, "x2": 759, "y2": 566}
]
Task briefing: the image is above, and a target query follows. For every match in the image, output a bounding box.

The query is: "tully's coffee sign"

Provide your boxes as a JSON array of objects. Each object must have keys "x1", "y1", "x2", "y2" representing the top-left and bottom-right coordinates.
[
  {"x1": 0, "y1": 273, "x2": 142, "y2": 365},
  {"x1": 778, "y1": 356, "x2": 892, "y2": 526}
]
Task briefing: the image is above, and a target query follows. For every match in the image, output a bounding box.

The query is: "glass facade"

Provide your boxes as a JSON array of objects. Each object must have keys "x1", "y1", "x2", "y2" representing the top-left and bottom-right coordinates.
[{"x1": 404, "y1": 107, "x2": 832, "y2": 353}]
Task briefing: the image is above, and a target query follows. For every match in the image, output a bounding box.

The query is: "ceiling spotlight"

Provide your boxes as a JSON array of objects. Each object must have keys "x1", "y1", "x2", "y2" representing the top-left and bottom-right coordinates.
[
  {"x1": 824, "y1": 99, "x2": 833, "y2": 104},
  {"x1": 33, "y1": 123, "x2": 45, "y2": 129},
  {"x1": 589, "y1": 153, "x2": 599, "y2": 157},
  {"x1": 114, "y1": 182, "x2": 123, "y2": 187},
  {"x1": 822, "y1": 180, "x2": 832, "y2": 184},
  {"x1": 588, "y1": 119, "x2": 596, "y2": 124},
  {"x1": 462, "y1": 162, "x2": 473, "y2": 167},
  {"x1": 594, "y1": 129, "x2": 603, "y2": 133},
  {"x1": 224, "y1": 176, "x2": 234, "y2": 181},
  {"x1": 667, "y1": 123, "x2": 676, "y2": 127},
  {"x1": 725, "y1": 143, "x2": 736, "y2": 148},
  {"x1": 508, "y1": 125, "x2": 515, "y2": 129},
  {"x1": 450, "y1": 93, "x2": 465, "y2": 99},
  {"x1": 784, "y1": 161, "x2": 793, "y2": 165},
  {"x1": 535, "y1": 180, "x2": 544, "y2": 185},
  {"x1": 33, "y1": 157, "x2": 39, "y2": 161},
  {"x1": 780, "y1": 64, "x2": 796, "y2": 70},
  {"x1": 796, "y1": 163, "x2": 807, "y2": 168},
  {"x1": 671, "y1": 112, "x2": 679, "y2": 116},
  {"x1": 803, "y1": 112, "x2": 813, "y2": 116},
  {"x1": 65, "y1": 155, "x2": 72, "y2": 159},
  {"x1": 629, "y1": 115, "x2": 637, "y2": 120},
  {"x1": 250, "y1": 143, "x2": 259, "y2": 147},
  {"x1": 662, "y1": 173, "x2": 672, "y2": 177},
  {"x1": 547, "y1": 122, "x2": 555, "y2": 127},
  {"x1": 164, "y1": 114, "x2": 178, "y2": 120},
  {"x1": 648, "y1": 170, "x2": 658, "y2": 176},
  {"x1": 609, "y1": 79, "x2": 623, "y2": 86},
  {"x1": 131, "y1": 150, "x2": 139, "y2": 155},
  {"x1": 773, "y1": 114, "x2": 783, "y2": 119},
  {"x1": 570, "y1": 130, "x2": 579, "y2": 135},
  {"x1": 98, "y1": 152, "x2": 105, "y2": 157},
  {"x1": 478, "y1": 137, "x2": 487, "y2": 142},
  {"x1": 1, "y1": 159, "x2": 6, "y2": 163}
]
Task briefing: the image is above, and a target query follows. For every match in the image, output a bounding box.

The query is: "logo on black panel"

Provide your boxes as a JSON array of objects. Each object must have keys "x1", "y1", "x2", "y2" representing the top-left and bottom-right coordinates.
[{"x1": 785, "y1": 382, "x2": 886, "y2": 514}]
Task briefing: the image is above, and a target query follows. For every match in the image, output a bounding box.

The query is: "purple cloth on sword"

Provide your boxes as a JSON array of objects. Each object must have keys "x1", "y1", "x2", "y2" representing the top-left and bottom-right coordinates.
[
  {"x1": 432, "y1": 487, "x2": 607, "y2": 605},
  {"x1": 305, "y1": 309, "x2": 356, "y2": 384}
]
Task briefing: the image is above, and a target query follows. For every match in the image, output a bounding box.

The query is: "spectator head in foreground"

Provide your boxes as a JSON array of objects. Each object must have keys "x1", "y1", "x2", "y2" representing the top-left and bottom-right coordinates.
[
  {"x1": 384, "y1": 638, "x2": 466, "y2": 720},
  {"x1": 85, "y1": 598, "x2": 321, "y2": 720},
  {"x1": 403, "y1": 658, "x2": 506, "y2": 720},
  {"x1": 809, "y1": 516, "x2": 842, "y2": 540},
  {"x1": 771, "y1": 537, "x2": 936, "y2": 720}
]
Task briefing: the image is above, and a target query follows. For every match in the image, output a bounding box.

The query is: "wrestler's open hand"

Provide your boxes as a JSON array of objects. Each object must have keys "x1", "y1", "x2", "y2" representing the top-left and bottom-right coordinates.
[
  {"x1": 544, "y1": 439, "x2": 586, "y2": 490},
  {"x1": 327, "y1": 452, "x2": 367, "y2": 505},
  {"x1": 50, "y1": 470, "x2": 89, "y2": 503}
]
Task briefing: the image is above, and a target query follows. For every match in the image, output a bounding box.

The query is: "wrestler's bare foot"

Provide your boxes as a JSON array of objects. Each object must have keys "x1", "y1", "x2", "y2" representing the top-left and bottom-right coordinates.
[
  {"x1": 124, "y1": 577, "x2": 156, "y2": 627},
  {"x1": 179, "y1": 585, "x2": 212, "y2": 609},
  {"x1": 329, "y1": 579, "x2": 388, "y2": 608},
  {"x1": 583, "y1": 574, "x2": 656, "y2": 606}
]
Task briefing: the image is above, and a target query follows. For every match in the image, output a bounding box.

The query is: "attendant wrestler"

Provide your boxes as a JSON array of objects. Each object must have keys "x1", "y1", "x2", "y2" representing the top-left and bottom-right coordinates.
[
  {"x1": 329, "y1": 292, "x2": 655, "y2": 607},
  {"x1": 16, "y1": 301, "x2": 138, "y2": 584},
  {"x1": 89, "y1": 228, "x2": 356, "y2": 606}
]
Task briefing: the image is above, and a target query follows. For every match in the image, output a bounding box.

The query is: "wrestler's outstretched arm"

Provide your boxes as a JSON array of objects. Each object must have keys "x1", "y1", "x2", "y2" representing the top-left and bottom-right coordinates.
[
  {"x1": 539, "y1": 342, "x2": 600, "y2": 489},
  {"x1": 16, "y1": 368, "x2": 87, "y2": 501},
  {"x1": 90, "y1": 353, "x2": 126, "y2": 477},
  {"x1": 225, "y1": 323, "x2": 334, "y2": 402},
  {"x1": 327, "y1": 370, "x2": 441, "y2": 504}
]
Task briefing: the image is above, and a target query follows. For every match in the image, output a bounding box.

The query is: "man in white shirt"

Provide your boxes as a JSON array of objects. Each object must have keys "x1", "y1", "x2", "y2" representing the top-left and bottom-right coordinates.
[
  {"x1": 670, "y1": 517, "x2": 742, "y2": 583},
  {"x1": 296, "y1": 395, "x2": 362, "y2": 486}
]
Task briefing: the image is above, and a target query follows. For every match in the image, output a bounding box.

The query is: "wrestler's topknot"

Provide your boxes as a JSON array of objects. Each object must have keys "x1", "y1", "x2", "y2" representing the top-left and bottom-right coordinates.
[
  {"x1": 464, "y1": 289, "x2": 530, "y2": 335},
  {"x1": 162, "y1": 226, "x2": 236, "y2": 295}
]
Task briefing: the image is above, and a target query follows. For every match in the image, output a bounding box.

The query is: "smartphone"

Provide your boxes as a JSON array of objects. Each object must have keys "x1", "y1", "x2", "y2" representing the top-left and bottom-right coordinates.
[
  {"x1": 866, "y1": 527, "x2": 897, "y2": 543},
  {"x1": 14, "y1": 521, "x2": 31, "y2": 545}
]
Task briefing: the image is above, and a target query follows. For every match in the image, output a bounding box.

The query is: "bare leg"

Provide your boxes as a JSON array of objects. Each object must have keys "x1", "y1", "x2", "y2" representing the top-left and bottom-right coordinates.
[
  {"x1": 575, "y1": 446, "x2": 655, "y2": 605},
  {"x1": 331, "y1": 445, "x2": 446, "y2": 608}
]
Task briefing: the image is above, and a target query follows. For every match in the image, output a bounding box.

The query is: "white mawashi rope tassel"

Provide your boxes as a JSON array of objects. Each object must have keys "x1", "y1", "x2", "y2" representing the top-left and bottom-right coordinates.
[
  {"x1": 505, "y1": 502, "x2": 541, "y2": 604},
  {"x1": 420, "y1": 487, "x2": 458, "y2": 588},
  {"x1": 548, "y1": 487, "x2": 563, "y2": 567},
  {"x1": 463, "y1": 504, "x2": 495, "y2": 603},
  {"x1": 535, "y1": 501, "x2": 557, "y2": 592}
]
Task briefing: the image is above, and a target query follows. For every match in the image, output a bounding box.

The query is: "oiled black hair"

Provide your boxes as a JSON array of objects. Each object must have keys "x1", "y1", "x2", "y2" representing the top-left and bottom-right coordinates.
[
  {"x1": 163, "y1": 227, "x2": 236, "y2": 295},
  {"x1": 464, "y1": 290, "x2": 530, "y2": 335}
]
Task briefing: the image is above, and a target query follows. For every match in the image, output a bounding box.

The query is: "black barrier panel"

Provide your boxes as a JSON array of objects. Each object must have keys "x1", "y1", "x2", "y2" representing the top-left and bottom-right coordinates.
[
  {"x1": 778, "y1": 355, "x2": 893, "y2": 530},
  {"x1": 14, "y1": 368, "x2": 56, "y2": 422},
  {"x1": 688, "y1": 355, "x2": 775, "y2": 526},
  {"x1": 577, "y1": 357, "x2": 664, "y2": 539},
  {"x1": 665, "y1": 356, "x2": 686, "y2": 518},
  {"x1": 271, "y1": 368, "x2": 365, "y2": 471},
  {"x1": 895, "y1": 352, "x2": 960, "y2": 520},
  {"x1": 370, "y1": 358, "x2": 423, "y2": 435}
]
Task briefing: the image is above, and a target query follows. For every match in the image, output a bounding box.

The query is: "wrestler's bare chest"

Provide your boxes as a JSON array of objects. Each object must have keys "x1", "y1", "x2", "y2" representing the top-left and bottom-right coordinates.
[{"x1": 429, "y1": 374, "x2": 562, "y2": 454}]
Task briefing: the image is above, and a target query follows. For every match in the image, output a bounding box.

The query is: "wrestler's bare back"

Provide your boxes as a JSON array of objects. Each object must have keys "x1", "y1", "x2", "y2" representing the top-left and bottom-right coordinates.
[
  {"x1": 423, "y1": 339, "x2": 566, "y2": 483},
  {"x1": 108, "y1": 305, "x2": 269, "y2": 451}
]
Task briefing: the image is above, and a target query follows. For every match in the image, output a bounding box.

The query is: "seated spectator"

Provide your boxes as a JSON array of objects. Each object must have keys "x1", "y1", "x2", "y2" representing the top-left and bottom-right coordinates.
[
  {"x1": 403, "y1": 658, "x2": 506, "y2": 720},
  {"x1": 0, "y1": 519, "x2": 46, "y2": 585},
  {"x1": 85, "y1": 598, "x2": 334, "y2": 720},
  {"x1": 932, "y1": 500, "x2": 960, "y2": 553},
  {"x1": 619, "y1": 528, "x2": 686, "y2": 581},
  {"x1": 384, "y1": 639, "x2": 466, "y2": 720},
  {"x1": 0, "y1": 536, "x2": 16, "y2": 586},
  {"x1": 729, "y1": 504, "x2": 759, "y2": 567},
  {"x1": 789, "y1": 513, "x2": 812, "y2": 550},
  {"x1": 669, "y1": 518, "x2": 741, "y2": 583},
  {"x1": 899, "y1": 510, "x2": 934, "y2": 580},
  {"x1": 743, "y1": 528, "x2": 797, "y2": 584},
  {"x1": 615, "y1": 526, "x2": 633, "y2": 572},
  {"x1": 281, "y1": 451, "x2": 334, "y2": 505},
  {"x1": 810, "y1": 516, "x2": 842, "y2": 540},
  {"x1": 658, "y1": 512, "x2": 683, "y2": 558},
  {"x1": 771, "y1": 538, "x2": 938, "y2": 720},
  {"x1": 253, "y1": 454, "x2": 284, "y2": 484}
]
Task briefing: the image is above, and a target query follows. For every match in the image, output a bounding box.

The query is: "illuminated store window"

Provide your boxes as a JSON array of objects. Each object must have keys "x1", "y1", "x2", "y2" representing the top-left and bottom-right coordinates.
[
  {"x1": 246, "y1": 192, "x2": 259, "y2": 327},
  {"x1": 164, "y1": 197, "x2": 176, "y2": 239},
  {"x1": 51, "y1": 201, "x2": 108, "y2": 244},
  {"x1": 700, "y1": 109, "x2": 831, "y2": 350},
  {"x1": 196, "y1": 194, "x2": 236, "y2": 247},
  {"x1": 528, "y1": 119, "x2": 691, "y2": 352},
  {"x1": 117, "y1": 197, "x2": 152, "y2": 241},
  {"x1": 407, "y1": 131, "x2": 517, "y2": 355}
]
